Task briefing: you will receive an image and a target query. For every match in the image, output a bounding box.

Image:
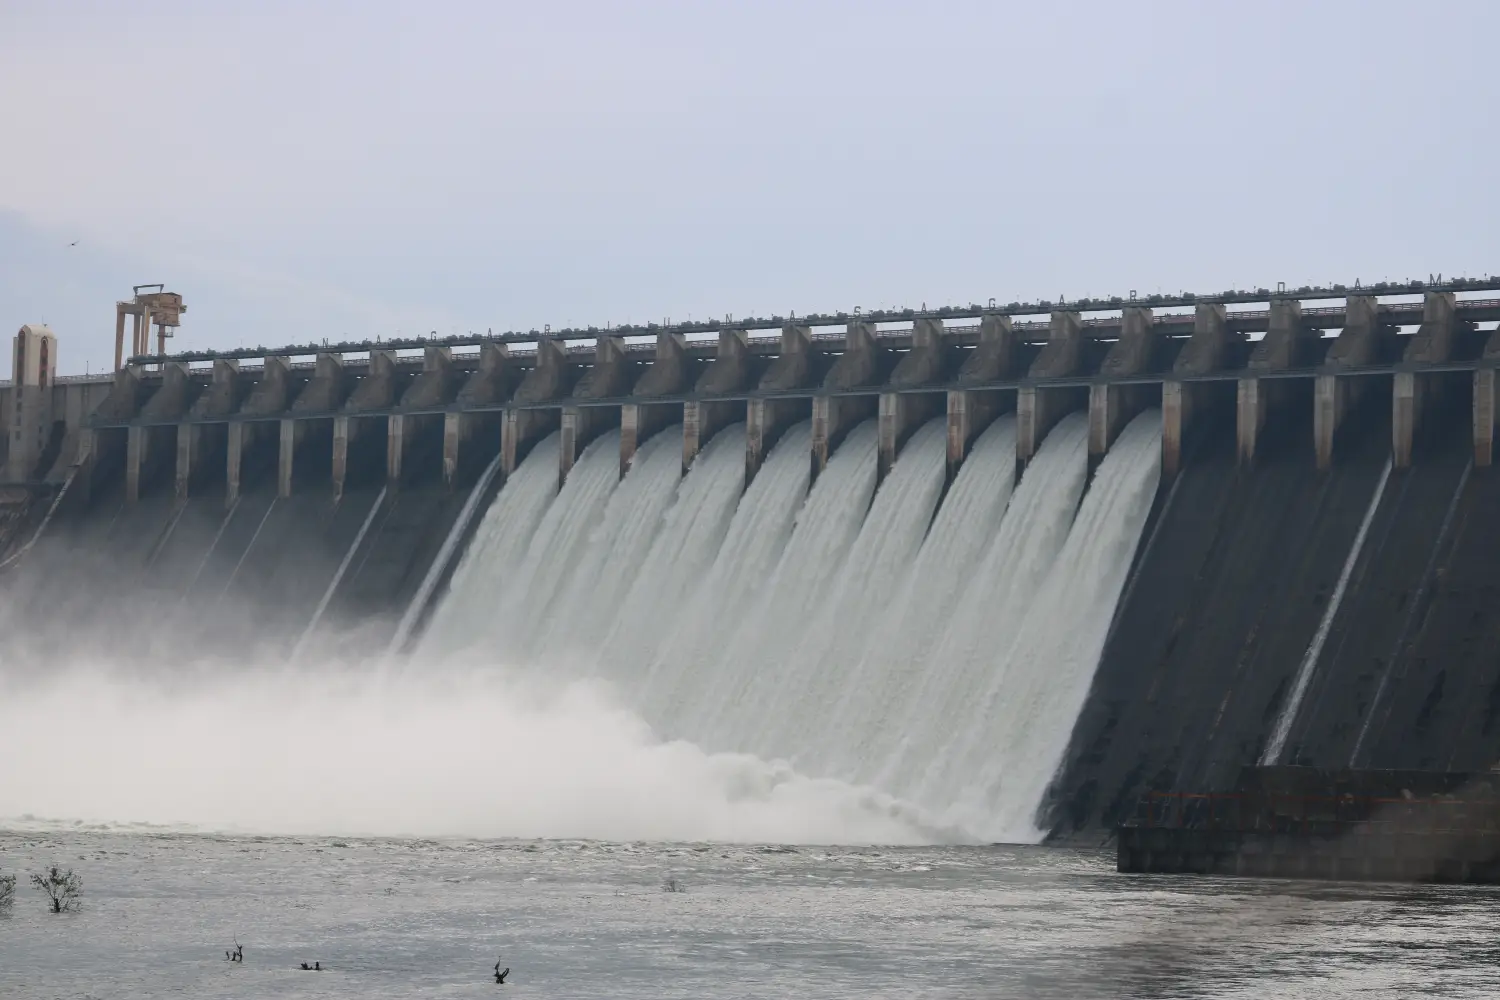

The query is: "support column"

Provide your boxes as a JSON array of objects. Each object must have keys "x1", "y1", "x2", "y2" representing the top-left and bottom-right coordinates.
[
  {"x1": 946, "y1": 389, "x2": 1002, "y2": 486},
  {"x1": 746, "y1": 398, "x2": 805, "y2": 487},
  {"x1": 1476, "y1": 368, "x2": 1497, "y2": 468},
  {"x1": 1089, "y1": 306, "x2": 1155, "y2": 469},
  {"x1": 1395, "y1": 291, "x2": 1460, "y2": 469},
  {"x1": 1164, "y1": 304, "x2": 1233, "y2": 480},
  {"x1": 683, "y1": 401, "x2": 742, "y2": 472},
  {"x1": 1239, "y1": 300, "x2": 1306, "y2": 466},
  {"x1": 620, "y1": 403, "x2": 679, "y2": 478},
  {"x1": 502, "y1": 408, "x2": 560, "y2": 477},
  {"x1": 114, "y1": 304, "x2": 127, "y2": 372},
  {"x1": 125, "y1": 424, "x2": 147, "y2": 502},
  {"x1": 811, "y1": 394, "x2": 876, "y2": 484},
  {"x1": 278, "y1": 418, "x2": 299, "y2": 498},
  {"x1": 1019, "y1": 310, "x2": 1085, "y2": 470},
  {"x1": 878, "y1": 392, "x2": 939, "y2": 484},
  {"x1": 227, "y1": 422, "x2": 245, "y2": 504},
  {"x1": 1162, "y1": 381, "x2": 1189, "y2": 481},
  {"x1": 443, "y1": 412, "x2": 469, "y2": 488},
  {"x1": 560, "y1": 405, "x2": 616, "y2": 481},
  {"x1": 174, "y1": 423, "x2": 199, "y2": 500},
  {"x1": 332, "y1": 415, "x2": 352, "y2": 498},
  {"x1": 387, "y1": 414, "x2": 407, "y2": 484},
  {"x1": 1236, "y1": 377, "x2": 1266, "y2": 466},
  {"x1": 1314, "y1": 373, "x2": 1342, "y2": 471},
  {"x1": 1393, "y1": 372, "x2": 1419, "y2": 469}
]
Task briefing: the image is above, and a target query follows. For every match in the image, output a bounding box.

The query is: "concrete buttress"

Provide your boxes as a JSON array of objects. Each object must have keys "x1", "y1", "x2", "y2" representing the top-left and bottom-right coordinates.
[
  {"x1": 748, "y1": 324, "x2": 814, "y2": 486},
  {"x1": 686, "y1": 330, "x2": 751, "y2": 472},
  {"x1": 1018, "y1": 311, "x2": 1084, "y2": 470},
  {"x1": 812, "y1": 321, "x2": 880, "y2": 484}
]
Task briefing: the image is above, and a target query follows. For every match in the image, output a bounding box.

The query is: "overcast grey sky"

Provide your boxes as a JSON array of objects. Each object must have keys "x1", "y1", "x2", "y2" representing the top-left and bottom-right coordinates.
[{"x1": 2, "y1": 0, "x2": 1497, "y2": 374}]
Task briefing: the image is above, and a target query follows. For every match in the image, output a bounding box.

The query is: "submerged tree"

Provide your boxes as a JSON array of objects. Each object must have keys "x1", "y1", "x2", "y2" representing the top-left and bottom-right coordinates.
[
  {"x1": 31, "y1": 866, "x2": 82, "y2": 913},
  {"x1": 0, "y1": 869, "x2": 15, "y2": 912}
]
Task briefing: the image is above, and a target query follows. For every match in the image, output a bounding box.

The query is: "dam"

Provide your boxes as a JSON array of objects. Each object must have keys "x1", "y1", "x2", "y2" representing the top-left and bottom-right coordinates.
[{"x1": 5, "y1": 276, "x2": 1500, "y2": 844}]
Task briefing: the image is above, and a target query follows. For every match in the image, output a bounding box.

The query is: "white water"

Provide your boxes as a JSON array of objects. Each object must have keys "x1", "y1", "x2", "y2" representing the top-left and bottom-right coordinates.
[
  {"x1": 0, "y1": 668, "x2": 958, "y2": 844},
  {"x1": 690, "y1": 421, "x2": 880, "y2": 757},
  {"x1": 599, "y1": 425, "x2": 747, "y2": 686},
  {"x1": 774, "y1": 418, "x2": 951, "y2": 768},
  {"x1": 949, "y1": 409, "x2": 1162, "y2": 841},
  {"x1": 6, "y1": 403, "x2": 1169, "y2": 846},
  {"x1": 492, "y1": 430, "x2": 622, "y2": 659},
  {"x1": 885, "y1": 412, "x2": 1090, "y2": 801},
  {"x1": 644, "y1": 422, "x2": 812, "y2": 730},
  {"x1": 828, "y1": 415, "x2": 1019, "y2": 783},
  {"x1": 416, "y1": 432, "x2": 562, "y2": 661},
  {"x1": 533, "y1": 426, "x2": 685, "y2": 665}
]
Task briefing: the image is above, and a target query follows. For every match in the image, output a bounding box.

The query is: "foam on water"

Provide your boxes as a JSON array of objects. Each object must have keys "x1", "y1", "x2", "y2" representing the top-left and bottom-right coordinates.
[{"x1": 0, "y1": 667, "x2": 961, "y2": 844}]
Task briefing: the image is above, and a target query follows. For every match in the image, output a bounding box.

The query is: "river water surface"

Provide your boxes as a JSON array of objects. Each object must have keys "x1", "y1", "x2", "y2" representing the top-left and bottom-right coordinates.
[{"x1": 3, "y1": 829, "x2": 1498, "y2": 999}]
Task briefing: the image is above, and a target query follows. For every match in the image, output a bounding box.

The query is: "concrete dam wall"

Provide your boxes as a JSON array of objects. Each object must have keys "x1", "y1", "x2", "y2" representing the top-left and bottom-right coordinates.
[{"x1": 8, "y1": 279, "x2": 1500, "y2": 842}]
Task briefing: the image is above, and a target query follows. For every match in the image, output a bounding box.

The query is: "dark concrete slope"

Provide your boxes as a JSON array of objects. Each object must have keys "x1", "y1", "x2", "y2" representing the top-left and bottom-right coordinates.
[
  {"x1": 315, "y1": 485, "x2": 471, "y2": 650},
  {"x1": 1043, "y1": 404, "x2": 1391, "y2": 839},
  {"x1": 0, "y1": 456, "x2": 467, "y2": 661},
  {"x1": 1348, "y1": 465, "x2": 1500, "y2": 772},
  {"x1": 1275, "y1": 405, "x2": 1474, "y2": 770}
]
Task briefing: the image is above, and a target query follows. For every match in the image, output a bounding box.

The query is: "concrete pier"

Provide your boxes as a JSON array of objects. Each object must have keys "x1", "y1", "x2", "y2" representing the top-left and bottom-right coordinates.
[
  {"x1": 278, "y1": 418, "x2": 302, "y2": 498},
  {"x1": 880, "y1": 318, "x2": 947, "y2": 482},
  {"x1": 560, "y1": 406, "x2": 614, "y2": 481},
  {"x1": 683, "y1": 399, "x2": 743, "y2": 471},
  {"x1": 1315, "y1": 296, "x2": 1389, "y2": 470},
  {"x1": 812, "y1": 321, "x2": 881, "y2": 482},
  {"x1": 226, "y1": 422, "x2": 248, "y2": 503},
  {"x1": 1395, "y1": 292, "x2": 1459, "y2": 468},
  {"x1": 1476, "y1": 329, "x2": 1500, "y2": 467},
  {"x1": 1018, "y1": 311, "x2": 1084, "y2": 469},
  {"x1": 620, "y1": 401, "x2": 680, "y2": 478},
  {"x1": 1238, "y1": 300, "x2": 1306, "y2": 465},
  {"x1": 623, "y1": 333, "x2": 690, "y2": 476},
  {"x1": 501, "y1": 408, "x2": 558, "y2": 477},
  {"x1": 947, "y1": 315, "x2": 1017, "y2": 483},
  {"x1": 1163, "y1": 304, "x2": 1233, "y2": 479},
  {"x1": 125, "y1": 424, "x2": 149, "y2": 502},
  {"x1": 291, "y1": 353, "x2": 349, "y2": 414},
  {"x1": 1089, "y1": 306, "x2": 1155, "y2": 469},
  {"x1": 747, "y1": 325, "x2": 814, "y2": 485},
  {"x1": 685, "y1": 330, "x2": 752, "y2": 471},
  {"x1": 241, "y1": 356, "x2": 293, "y2": 416}
]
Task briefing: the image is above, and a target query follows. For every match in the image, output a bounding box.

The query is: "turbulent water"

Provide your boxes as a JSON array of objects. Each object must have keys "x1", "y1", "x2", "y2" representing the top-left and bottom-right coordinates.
[
  {"x1": 1, "y1": 407, "x2": 1168, "y2": 847},
  {"x1": 9, "y1": 832, "x2": 1490, "y2": 1000}
]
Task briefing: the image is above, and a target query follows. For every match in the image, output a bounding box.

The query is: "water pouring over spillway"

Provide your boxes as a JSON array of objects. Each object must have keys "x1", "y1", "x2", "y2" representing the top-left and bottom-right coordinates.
[{"x1": 403, "y1": 409, "x2": 1163, "y2": 842}]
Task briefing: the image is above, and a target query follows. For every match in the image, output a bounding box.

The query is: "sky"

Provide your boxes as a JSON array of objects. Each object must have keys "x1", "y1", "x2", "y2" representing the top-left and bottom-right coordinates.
[{"x1": 2, "y1": 0, "x2": 1497, "y2": 376}]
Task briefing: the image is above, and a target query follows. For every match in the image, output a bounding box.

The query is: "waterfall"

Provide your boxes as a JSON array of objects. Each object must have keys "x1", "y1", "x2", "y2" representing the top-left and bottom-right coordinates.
[
  {"x1": 416, "y1": 432, "x2": 561, "y2": 661},
  {"x1": 409, "y1": 406, "x2": 1166, "y2": 843},
  {"x1": 691, "y1": 421, "x2": 879, "y2": 755},
  {"x1": 885, "y1": 412, "x2": 1090, "y2": 801},
  {"x1": 644, "y1": 422, "x2": 812, "y2": 731},
  {"x1": 954, "y1": 409, "x2": 1161, "y2": 841},
  {"x1": 599, "y1": 424, "x2": 747, "y2": 688}
]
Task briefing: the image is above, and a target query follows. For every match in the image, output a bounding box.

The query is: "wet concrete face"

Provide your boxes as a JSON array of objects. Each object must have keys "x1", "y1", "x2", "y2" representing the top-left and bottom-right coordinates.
[
  {"x1": 1044, "y1": 399, "x2": 1396, "y2": 839},
  {"x1": 1, "y1": 450, "x2": 469, "y2": 667}
]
